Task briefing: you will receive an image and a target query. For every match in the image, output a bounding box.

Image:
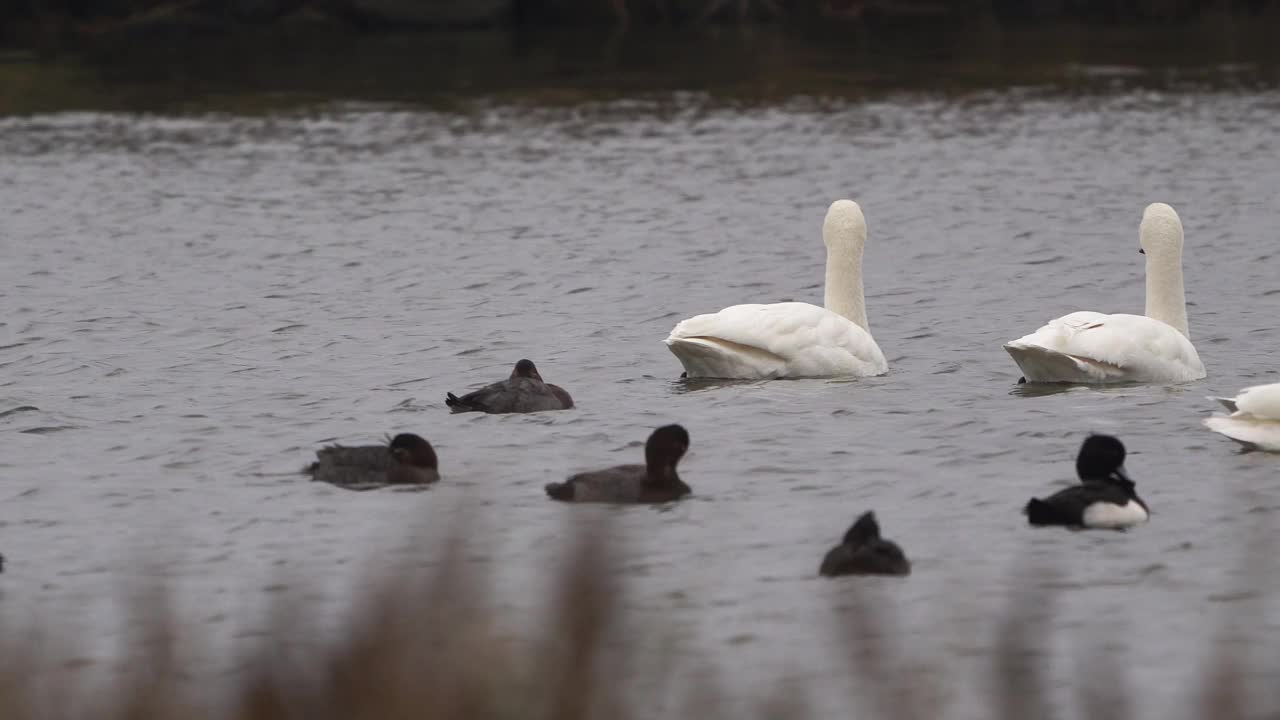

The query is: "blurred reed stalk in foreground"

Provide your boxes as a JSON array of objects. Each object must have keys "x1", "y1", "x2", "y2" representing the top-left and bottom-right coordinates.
[{"x1": 0, "y1": 512, "x2": 1275, "y2": 720}]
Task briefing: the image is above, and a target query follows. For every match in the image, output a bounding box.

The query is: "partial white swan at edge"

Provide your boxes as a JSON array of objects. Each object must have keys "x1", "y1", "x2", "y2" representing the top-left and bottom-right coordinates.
[
  {"x1": 1204, "y1": 383, "x2": 1280, "y2": 452},
  {"x1": 1003, "y1": 202, "x2": 1206, "y2": 384},
  {"x1": 664, "y1": 199, "x2": 888, "y2": 380}
]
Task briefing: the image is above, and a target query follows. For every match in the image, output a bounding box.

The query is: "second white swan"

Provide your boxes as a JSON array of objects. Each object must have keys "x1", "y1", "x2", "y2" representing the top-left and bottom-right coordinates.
[
  {"x1": 664, "y1": 199, "x2": 888, "y2": 380},
  {"x1": 1003, "y1": 202, "x2": 1206, "y2": 384},
  {"x1": 1204, "y1": 383, "x2": 1280, "y2": 452}
]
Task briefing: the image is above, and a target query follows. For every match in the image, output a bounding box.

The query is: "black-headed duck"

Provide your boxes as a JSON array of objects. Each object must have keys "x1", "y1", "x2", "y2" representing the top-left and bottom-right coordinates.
[{"x1": 1025, "y1": 434, "x2": 1149, "y2": 529}]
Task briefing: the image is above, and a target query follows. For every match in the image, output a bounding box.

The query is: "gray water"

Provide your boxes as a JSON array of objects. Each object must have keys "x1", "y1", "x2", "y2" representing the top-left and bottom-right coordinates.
[{"x1": 3, "y1": 41, "x2": 1280, "y2": 717}]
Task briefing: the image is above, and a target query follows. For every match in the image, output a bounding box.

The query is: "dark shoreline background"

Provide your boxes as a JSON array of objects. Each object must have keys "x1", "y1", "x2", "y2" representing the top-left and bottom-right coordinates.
[
  {"x1": 3, "y1": 18, "x2": 1279, "y2": 116},
  {"x1": 3, "y1": 0, "x2": 1278, "y2": 53}
]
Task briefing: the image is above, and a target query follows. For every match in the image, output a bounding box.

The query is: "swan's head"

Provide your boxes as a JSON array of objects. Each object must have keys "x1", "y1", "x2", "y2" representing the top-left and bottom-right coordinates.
[
  {"x1": 823, "y1": 199, "x2": 867, "y2": 250},
  {"x1": 1139, "y1": 202, "x2": 1183, "y2": 257}
]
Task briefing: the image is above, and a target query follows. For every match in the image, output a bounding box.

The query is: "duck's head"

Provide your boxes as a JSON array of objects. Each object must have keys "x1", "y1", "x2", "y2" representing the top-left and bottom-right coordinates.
[
  {"x1": 511, "y1": 359, "x2": 543, "y2": 381},
  {"x1": 1077, "y1": 434, "x2": 1127, "y2": 483},
  {"x1": 1139, "y1": 202, "x2": 1183, "y2": 258},
  {"x1": 842, "y1": 510, "x2": 881, "y2": 547},
  {"x1": 645, "y1": 424, "x2": 690, "y2": 470},
  {"x1": 389, "y1": 433, "x2": 438, "y2": 469}
]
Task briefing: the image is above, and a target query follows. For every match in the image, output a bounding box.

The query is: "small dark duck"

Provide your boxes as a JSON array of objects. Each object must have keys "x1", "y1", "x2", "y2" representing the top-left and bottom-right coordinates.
[
  {"x1": 819, "y1": 511, "x2": 911, "y2": 577},
  {"x1": 545, "y1": 424, "x2": 690, "y2": 504},
  {"x1": 306, "y1": 433, "x2": 439, "y2": 490},
  {"x1": 446, "y1": 359, "x2": 573, "y2": 414}
]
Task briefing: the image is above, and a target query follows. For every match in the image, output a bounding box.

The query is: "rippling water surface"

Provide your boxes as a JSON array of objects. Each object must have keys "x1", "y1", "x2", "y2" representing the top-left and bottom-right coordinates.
[{"x1": 2, "y1": 34, "x2": 1280, "y2": 716}]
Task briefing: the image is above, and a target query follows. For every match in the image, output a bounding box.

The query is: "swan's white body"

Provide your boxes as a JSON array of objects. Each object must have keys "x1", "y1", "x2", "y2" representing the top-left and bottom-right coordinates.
[
  {"x1": 664, "y1": 302, "x2": 886, "y2": 379},
  {"x1": 1004, "y1": 311, "x2": 1204, "y2": 384},
  {"x1": 665, "y1": 200, "x2": 888, "y2": 380},
  {"x1": 1003, "y1": 203, "x2": 1206, "y2": 384},
  {"x1": 1204, "y1": 383, "x2": 1280, "y2": 452}
]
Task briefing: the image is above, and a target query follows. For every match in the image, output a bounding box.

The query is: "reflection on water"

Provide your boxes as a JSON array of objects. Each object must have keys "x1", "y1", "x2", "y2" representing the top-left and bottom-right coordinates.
[
  {"x1": 672, "y1": 377, "x2": 769, "y2": 393},
  {"x1": 1007, "y1": 381, "x2": 1085, "y2": 398},
  {"x1": 1005, "y1": 381, "x2": 1157, "y2": 398}
]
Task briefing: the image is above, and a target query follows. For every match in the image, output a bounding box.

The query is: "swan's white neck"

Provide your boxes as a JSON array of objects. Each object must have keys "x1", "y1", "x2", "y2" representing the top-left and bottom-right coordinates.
[
  {"x1": 1145, "y1": 252, "x2": 1188, "y2": 337},
  {"x1": 1141, "y1": 209, "x2": 1190, "y2": 338},
  {"x1": 823, "y1": 227, "x2": 868, "y2": 332}
]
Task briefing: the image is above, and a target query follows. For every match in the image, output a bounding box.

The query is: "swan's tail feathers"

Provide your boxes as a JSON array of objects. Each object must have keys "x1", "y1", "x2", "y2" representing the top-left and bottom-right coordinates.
[
  {"x1": 1002, "y1": 342, "x2": 1124, "y2": 384},
  {"x1": 1025, "y1": 498, "x2": 1066, "y2": 526},
  {"x1": 545, "y1": 481, "x2": 574, "y2": 501},
  {"x1": 664, "y1": 335, "x2": 785, "y2": 380},
  {"x1": 1210, "y1": 396, "x2": 1239, "y2": 413}
]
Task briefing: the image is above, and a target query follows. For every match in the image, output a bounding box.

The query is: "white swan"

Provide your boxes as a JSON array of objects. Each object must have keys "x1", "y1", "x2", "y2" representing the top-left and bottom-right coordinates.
[
  {"x1": 1003, "y1": 203, "x2": 1206, "y2": 384},
  {"x1": 664, "y1": 199, "x2": 887, "y2": 380},
  {"x1": 1204, "y1": 383, "x2": 1280, "y2": 452}
]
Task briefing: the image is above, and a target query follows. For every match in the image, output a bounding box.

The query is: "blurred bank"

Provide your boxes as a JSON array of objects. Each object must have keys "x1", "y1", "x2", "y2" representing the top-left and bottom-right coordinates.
[{"x1": 2, "y1": 0, "x2": 1278, "y2": 51}]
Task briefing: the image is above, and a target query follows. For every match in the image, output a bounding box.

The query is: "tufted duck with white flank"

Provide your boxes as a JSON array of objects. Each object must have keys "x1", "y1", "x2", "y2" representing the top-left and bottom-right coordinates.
[
  {"x1": 819, "y1": 511, "x2": 911, "y2": 577},
  {"x1": 1204, "y1": 383, "x2": 1280, "y2": 452},
  {"x1": 306, "y1": 433, "x2": 439, "y2": 490},
  {"x1": 1003, "y1": 203, "x2": 1205, "y2": 384},
  {"x1": 446, "y1": 359, "x2": 573, "y2": 414},
  {"x1": 545, "y1": 425, "x2": 691, "y2": 504},
  {"x1": 1025, "y1": 434, "x2": 1149, "y2": 529}
]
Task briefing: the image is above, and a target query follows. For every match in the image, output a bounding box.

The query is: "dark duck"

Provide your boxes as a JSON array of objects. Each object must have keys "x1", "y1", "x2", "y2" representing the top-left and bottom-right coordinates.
[
  {"x1": 545, "y1": 424, "x2": 691, "y2": 504},
  {"x1": 306, "y1": 433, "x2": 439, "y2": 490},
  {"x1": 819, "y1": 511, "x2": 911, "y2": 577},
  {"x1": 446, "y1": 359, "x2": 573, "y2": 414}
]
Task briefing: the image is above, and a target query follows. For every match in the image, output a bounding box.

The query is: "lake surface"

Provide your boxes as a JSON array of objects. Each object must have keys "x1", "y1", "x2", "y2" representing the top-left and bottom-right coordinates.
[{"x1": 2, "y1": 24, "x2": 1280, "y2": 718}]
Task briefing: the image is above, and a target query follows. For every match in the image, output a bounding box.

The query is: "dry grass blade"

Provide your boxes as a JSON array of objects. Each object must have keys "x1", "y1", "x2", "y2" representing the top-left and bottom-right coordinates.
[
  {"x1": 4, "y1": 510, "x2": 1280, "y2": 720},
  {"x1": 538, "y1": 514, "x2": 626, "y2": 720},
  {"x1": 1197, "y1": 507, "x2": 1277, "y2": 720},
  {"x1": 836, "y1": 581, "x2": 939, "y2": 720},
  {"x1": 1074, "y1": 633, "x2": 1131, "y2": 720},
  {"x1": 990, "y1": 560, "x2": 1056, "y2": 720}
]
